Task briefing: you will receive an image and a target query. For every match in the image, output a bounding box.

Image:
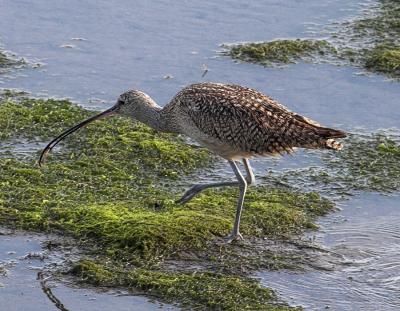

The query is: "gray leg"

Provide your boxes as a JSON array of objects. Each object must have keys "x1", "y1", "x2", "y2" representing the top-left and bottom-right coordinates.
[
  {"x1": 176, "y1": 181, "x2": 238, "y2": 204},
  {"x1": 177, "y1": 158, "x2": 255, "y2": 204},
  {"x1": 224, "y1": 160, "x2": 247, "y2": 243},
  {"x1": 242, "y1": 158, "x2": 255, "y2": 185},
  {"x1": 177, "y1": 159, "x2": 253, "y2": 243}
]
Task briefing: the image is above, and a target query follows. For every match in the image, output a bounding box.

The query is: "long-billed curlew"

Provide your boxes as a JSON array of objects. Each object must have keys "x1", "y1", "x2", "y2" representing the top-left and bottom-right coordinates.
[{"x1": 39, "y1": 82, "x2": 346, "y2": 243}]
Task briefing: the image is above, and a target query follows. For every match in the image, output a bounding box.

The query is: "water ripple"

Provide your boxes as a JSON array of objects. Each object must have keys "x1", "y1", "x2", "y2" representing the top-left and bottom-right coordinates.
[{"x1": 260, "y1": 194, "x2": 400, "y2": 311}]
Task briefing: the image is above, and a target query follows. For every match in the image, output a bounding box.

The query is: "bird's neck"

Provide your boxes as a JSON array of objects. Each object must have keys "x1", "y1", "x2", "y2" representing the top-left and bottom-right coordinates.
[{"x1": 133, "y1": 103, "x2": 179, "y2": 133}]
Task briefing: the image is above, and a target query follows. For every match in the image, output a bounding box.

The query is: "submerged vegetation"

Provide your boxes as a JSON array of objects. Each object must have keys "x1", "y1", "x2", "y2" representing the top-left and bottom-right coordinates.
[
  {"x1": 364, "y1": 45, "x2": 400, "y2": 75},
  {"x1": 227, "y1": 39, "x2": 335, "y2": 66},
  {"x1": 326, "y1": 133, "x2": 400, "y2": 192},
  {"x1": 266, "y1": 133, "x2": 400, "y2": 195},
  {"x1": 71, "y1": 260, "x2": 297, "y2": 311},
  {"x1": 224, "y1": 0, "x2": 400, "y2": 78},
  {"x1": 0, "y1": 95, "x2": 334, "y2": 309},
  {"x1": 0, "y1": 51, "x2": 9, "y2": 66},
  {"x1": 350, "y1": 0, "x2": 400, "y2": 46},
  {"x1": 0, "y1": 48, "x2": 25, "y2": 70},
  {"x1": 340, "y1": 0, "x2": 400, "y2": 76},
  {"x1": 0, "y1": 50, "x2": 17, "y2": 69}
]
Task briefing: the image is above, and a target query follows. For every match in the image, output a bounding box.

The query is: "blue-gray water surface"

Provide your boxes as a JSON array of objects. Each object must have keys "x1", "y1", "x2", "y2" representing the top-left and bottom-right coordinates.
[
  {"x1": 0, "y1": 229, "x2": 177, "y2": 311},
  {"x1": 0, "y1": 0, "x2": 399, "y2": 310}
]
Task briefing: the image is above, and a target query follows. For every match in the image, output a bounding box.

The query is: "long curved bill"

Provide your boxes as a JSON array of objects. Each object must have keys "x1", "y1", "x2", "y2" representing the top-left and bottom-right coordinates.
[{"x1": 38, "y1": 106, "x2": 117, "y2": 167}]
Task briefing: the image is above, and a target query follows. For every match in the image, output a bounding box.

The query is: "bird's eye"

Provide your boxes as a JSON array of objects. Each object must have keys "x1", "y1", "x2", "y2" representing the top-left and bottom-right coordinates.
[{"x1": 118, "y1": 100, "x2": 125, "y2": 105}]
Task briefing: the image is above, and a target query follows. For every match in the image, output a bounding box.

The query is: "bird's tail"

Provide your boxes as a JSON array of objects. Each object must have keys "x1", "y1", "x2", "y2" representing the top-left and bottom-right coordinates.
[
  {"x1": 324, "y1": 138, "x2": 344, "y2": 150},
  {"x1": 316, "y1": 127, "x2": 347, "y2": 150}
]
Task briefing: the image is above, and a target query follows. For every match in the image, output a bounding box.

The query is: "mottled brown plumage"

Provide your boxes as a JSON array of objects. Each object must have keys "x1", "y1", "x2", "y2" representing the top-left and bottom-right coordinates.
[
  {"x1": 39, "y1": 82, "x2": 346, "y2": 243},
  {"x1": 162, "y1": 83, "x2": 345, "y2": 160}
]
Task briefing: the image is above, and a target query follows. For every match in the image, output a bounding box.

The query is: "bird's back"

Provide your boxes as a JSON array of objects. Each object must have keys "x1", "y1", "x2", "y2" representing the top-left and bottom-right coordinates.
[{"x1": 164, "y1": 83, "x2": 346, "y2": 160}]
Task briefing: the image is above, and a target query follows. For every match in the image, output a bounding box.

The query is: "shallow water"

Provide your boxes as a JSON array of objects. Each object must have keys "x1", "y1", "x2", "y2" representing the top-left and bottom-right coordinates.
[
  {"x1": 0, "y1": 229, "x2": 177, "y2": 311},
  {"x1": 261, "y1": 194, "x2": 400, "y2": 310},
  {"x1": 1, "y1": 0, "x2": 400, "y2": 310},
  {"x1": 1, "y1": 0, "x2": 399, "y2": 129}
]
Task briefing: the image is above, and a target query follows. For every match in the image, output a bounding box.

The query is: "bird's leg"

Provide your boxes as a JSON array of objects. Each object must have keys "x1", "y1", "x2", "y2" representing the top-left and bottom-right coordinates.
[
  {"x1": 176, "y1": 181, "x2": 238, "y2": 204},
  {"x1": 177, "y1": 159, "x2": 254, "y2": 205},
  {"x1": 177, "y1": 159, "x2": 253, "y2": 243},
  {"x1": 242, "y1": 158, "x2": 255, "y2": 185},
  {"x1": 223, "y1": 160, "x2": 247, "y2": 243}
]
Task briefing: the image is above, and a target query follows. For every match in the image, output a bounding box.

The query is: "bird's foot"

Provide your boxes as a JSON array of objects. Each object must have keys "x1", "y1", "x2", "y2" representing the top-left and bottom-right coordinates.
[
  {"x1": 176, "y1": 185, "x2": 204, "y2": 205},
  {"x1": 221, "y1": 231, "x2": 243, "y2": 244}
]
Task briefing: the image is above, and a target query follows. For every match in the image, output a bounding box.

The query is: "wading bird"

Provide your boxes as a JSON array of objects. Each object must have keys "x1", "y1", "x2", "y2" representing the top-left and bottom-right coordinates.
[{"x1": 39, "y1": 83, "x2": 346, "y2": 243}]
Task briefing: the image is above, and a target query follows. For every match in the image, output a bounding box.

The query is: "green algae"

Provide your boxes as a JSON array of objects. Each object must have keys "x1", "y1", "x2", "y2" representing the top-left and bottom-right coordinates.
[
  {"x1": 339, "y1": 0, "x2": 400, "y2": 77},
  {"x1": 0, "y1": 96, "x2": 336, "y2": 309},
  {"x1": 0, "y1": 157, "x2": 332, "y2": 260},
  {"x1": 364, "y1": 45, "x2": 400, "y2": 75},
  {"x1": 71, "y1": 260, "x2": 297, "y2": 311},
  {"x1": 265, "y1": 132, "x2": 400, "y2": 195},
  {"x1": 226, "y1": 39, "x2": 335, "y2": 66},
  {"x1": 0, "y1": 98, "x2": 92, "y2": 140},
  {"x1": 223, "y1": 1, "x2": 400, "y2": 78},
  {"x1": 351, "y1": 0, "x2": 400, "y2": 47},
  {"x1": 377, "y1": 139, "x2": 400, "y2": 156},
  {"x1": 327, "y1": 133, "x2": 400, "y2": 192}
]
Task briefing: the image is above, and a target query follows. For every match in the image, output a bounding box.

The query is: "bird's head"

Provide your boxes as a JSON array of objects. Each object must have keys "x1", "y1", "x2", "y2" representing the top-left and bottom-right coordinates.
[
  {"x1": 114, "y1": 90, "x2": 158, "y2": 116},
  {"x1": 38, "y1": 89, "x2": 156, "y2": 166}
]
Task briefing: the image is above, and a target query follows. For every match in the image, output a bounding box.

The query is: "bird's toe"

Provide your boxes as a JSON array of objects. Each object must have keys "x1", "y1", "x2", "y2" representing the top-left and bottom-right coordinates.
[{"x1": 221, "y1": 231, "x2": 244, "y2": 244}]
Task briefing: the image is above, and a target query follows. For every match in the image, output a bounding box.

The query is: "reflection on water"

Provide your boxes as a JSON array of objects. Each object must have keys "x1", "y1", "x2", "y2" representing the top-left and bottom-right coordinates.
[{"x1": 0, "y1": 0, "x2": 399, "y2": 310}]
